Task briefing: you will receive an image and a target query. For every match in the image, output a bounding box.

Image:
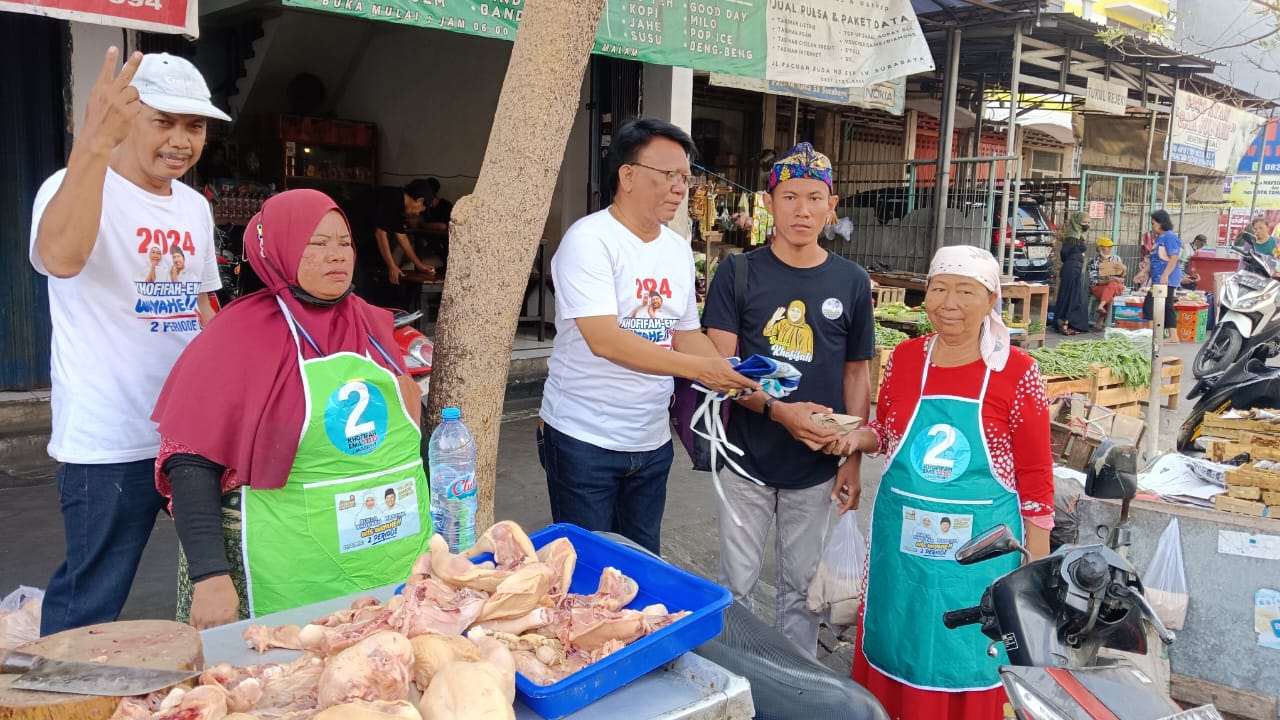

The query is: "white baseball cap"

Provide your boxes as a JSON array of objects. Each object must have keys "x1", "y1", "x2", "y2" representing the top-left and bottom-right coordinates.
[{"x1": 130, "y1": 53, "x2": 231, "y2": 122}]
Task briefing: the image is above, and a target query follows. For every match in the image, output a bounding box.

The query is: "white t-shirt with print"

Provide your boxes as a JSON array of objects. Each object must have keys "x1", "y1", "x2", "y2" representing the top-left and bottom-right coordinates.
[
  {"x1": 540, "y1": 209, "x2": 700, "y2": 452},
  {"x1": 30, "y1": 167, "x2": 221, "y2": 464}
]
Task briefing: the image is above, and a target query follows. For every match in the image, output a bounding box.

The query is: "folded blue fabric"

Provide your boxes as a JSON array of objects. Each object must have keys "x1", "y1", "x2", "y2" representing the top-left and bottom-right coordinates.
[{"x1": 694, "y1": 354, "x2": 801, "y2": 399}]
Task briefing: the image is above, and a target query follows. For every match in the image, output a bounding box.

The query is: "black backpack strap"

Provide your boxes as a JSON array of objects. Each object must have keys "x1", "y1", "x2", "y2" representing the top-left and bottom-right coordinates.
[{"x1": 732, "y1": 251, "x2": 748, "y2": 335}]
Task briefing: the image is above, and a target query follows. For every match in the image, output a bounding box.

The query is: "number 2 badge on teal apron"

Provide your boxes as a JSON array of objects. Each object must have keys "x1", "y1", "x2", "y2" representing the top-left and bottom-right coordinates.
[
  {"x1": 862, "y1": 339, "x2": 1023, "y2": 691},
  {"x1": 241, "y1": 298, "x2": 432, "y2": 617}
]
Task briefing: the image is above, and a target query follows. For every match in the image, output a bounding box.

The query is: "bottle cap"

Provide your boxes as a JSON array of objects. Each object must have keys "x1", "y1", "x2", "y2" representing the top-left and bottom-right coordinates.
[{"x1": 441, "y1": 407, "x2": 461, "y2": 420}]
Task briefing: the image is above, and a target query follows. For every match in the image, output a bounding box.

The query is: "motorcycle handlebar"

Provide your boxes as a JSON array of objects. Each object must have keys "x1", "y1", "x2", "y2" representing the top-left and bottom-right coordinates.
[{"x1": 942, "y1": 606, "x2": 985, "y2": 629}]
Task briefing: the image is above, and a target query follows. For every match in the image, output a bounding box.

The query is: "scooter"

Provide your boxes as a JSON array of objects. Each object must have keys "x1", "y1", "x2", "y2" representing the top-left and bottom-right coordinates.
[
  {"x1": 942, "y1": 442, "x2": 1222, "y2": 719},
  {"x1": 1192, "y1": 241, "x2": 1280, "y2": 379},
  {"x1": 392, "y1": 309, "x2": 433, "y2": 402},
  {"x1": 1177, "y1": 340, "x2": 1280, "y2": 452}
]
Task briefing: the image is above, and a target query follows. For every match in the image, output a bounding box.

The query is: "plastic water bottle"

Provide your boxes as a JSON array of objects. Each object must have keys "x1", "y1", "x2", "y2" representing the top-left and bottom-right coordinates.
[{"x1": 428, "y1": 407, "x2": 478, "y2": 553}]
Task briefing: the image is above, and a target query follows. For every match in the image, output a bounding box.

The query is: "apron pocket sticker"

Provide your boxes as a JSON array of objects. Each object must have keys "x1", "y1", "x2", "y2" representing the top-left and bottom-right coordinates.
[
  {"x1": 899, "y1": 506, "x2": 973, "y2": 561},
  {"x1": 909, "y1": 422, "x2": 972, "y2": 483},
  {"x1": 325, "y1": 477, "x2": 422, "y2": 555},
  {"x1": 325, "y1": 379, "x2": 389, "y2": 455}
]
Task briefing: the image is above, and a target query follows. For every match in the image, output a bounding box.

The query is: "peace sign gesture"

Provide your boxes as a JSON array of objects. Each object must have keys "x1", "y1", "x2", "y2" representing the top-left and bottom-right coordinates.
[{"x1": 82, "y1": 47, "x2": 144, "y2": 154}]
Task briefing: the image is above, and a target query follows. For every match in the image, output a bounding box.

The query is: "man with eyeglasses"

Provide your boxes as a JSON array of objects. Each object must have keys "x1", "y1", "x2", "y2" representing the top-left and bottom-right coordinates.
[{"x1": 537, "y1": 117, "x2": 755, "y2": 555}]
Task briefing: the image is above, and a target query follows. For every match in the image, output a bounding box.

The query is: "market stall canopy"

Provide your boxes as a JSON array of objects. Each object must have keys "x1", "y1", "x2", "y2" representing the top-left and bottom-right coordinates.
[
  {"x1": 984, "y1": 107, "x2": 1076, "y2": 144},
  {"x1": 274, "y1": 0, "x2": 935, "y2": 87},
  {"x1": 0, "y1": 0, "x2": 199, "y2": 36},
  {"x1": 906, "y1": 96, "x2": 978, "y2": 128}
]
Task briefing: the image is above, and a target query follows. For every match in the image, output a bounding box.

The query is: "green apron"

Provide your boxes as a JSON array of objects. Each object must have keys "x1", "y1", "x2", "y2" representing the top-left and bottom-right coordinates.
[
  {"x1": 240, "y1": 298, "x2": 432, "y2": 617},
  {"x1": 862, "y1": 339, "x2": 1023, "y2": 691}
]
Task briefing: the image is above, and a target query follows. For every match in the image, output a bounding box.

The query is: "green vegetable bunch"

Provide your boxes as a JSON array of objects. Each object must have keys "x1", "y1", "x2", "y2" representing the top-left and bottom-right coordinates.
[
  {"x1": 1028, "y1": 337, "x2": 1152, "y2": 388},
  {"x1": 874, "y1": 323, "x2": 910, "y2": 348}
]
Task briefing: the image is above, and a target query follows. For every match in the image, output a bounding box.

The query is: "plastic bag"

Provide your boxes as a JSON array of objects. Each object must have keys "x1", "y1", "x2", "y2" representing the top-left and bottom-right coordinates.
[
  {"x1": 1142, "y1": 518, "x2": 1188, "y2": 630},
  {"x1": 0, "y1": 585, "x2": 44, "y2": 650},
  {"x1": 807, "y1": 512, "x2": 868, "y2": 628}
]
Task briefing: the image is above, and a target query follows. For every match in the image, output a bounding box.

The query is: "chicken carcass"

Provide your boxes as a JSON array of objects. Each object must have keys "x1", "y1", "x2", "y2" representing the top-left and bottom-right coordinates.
[
  {"x1": 153, "y1": 685, "x2": 230, "y2": 720},
  {"x1": 553, "y1": 567, "x2": 638, "y2": 613},
  {"x1": 317, "y1": 631, "x2": 414, "y2": 709},
  {"x1": 418, "y1": 659, "x2": 515, "y2": 720},
  {"x1": 313, "y1": 700, "x2": 422, "y2": 720},
  {"x1": 200, "y1": 663, "x2": 265, "y2": 712},
  {"x1": 389, "y1": 575, "x2": 487, "y2": 637},
  {"x1": 461, "y1": 520, "x2": 537, "y2": 569},
  {"x1": 297, "y1": 608, "x2": 394, "y2": 656},
  {"x1": 251, "y1": 652, "x2": 326, "y2": 716},
  {"x1": 535, "y1": 537, "x2": 577, "y2": 596},
  {"x1": 427, "y1": 534, "x2": 510, "y2": 593},
  {"x1": 408, "y1": 634, "x2": 480, "y2": 689},
  {"x1": 475, "y1": 563, "x2": 555, "y2": 623},
  {"x1": 563, "y1": 607, "x2": 647, "y2": 652},
  {"x1": 472, "y1": 606, "x2": 554, "y2": 635},
  {"x1": 243, "y1": 624, "x2": 303, "y2": 653}
]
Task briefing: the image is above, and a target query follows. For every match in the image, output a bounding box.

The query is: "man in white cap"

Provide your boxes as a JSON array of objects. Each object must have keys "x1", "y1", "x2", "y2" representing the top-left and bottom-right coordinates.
[{"x1": 30, "y1": 48, "x2": 229, "y2": 634}]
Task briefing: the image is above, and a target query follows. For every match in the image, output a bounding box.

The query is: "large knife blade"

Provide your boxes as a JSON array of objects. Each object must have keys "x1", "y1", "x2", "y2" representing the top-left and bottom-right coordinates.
[{"x1": 2, "y1": 649, "x2": 199, "y2": 696}]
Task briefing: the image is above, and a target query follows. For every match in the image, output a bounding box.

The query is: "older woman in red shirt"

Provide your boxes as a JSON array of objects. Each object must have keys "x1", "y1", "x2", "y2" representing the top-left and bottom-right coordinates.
[{"x1": 829, "y1": 245, "x2": 1054, "y2": 720}]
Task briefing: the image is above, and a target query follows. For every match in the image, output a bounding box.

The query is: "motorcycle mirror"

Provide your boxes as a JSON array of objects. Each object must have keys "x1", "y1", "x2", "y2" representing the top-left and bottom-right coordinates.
[
  {"x1": 1085, "y1": 440, "x2": 1139, "y2": 500},
  {"x1": 956, "y1": 525, "x2": 1019, "y2": 565}
]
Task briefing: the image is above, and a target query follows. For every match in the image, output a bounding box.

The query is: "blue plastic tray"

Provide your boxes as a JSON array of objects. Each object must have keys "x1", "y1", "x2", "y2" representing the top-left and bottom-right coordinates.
[{"x1": 490, "y1": 523, "x2": 732, "y2": 719}]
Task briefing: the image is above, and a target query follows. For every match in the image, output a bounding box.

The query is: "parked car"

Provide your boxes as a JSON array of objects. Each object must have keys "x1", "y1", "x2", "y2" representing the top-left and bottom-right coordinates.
[{"x1": 992, "y1": 198, "x2": 1056, "y2": 283}]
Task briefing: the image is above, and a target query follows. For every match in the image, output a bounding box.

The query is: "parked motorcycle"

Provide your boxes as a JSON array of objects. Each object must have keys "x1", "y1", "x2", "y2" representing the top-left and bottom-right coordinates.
[
  {"x1": 1177, "y1": 340, "x2": 1280, "y2": 452},
  {"x1": 1192, "y1": 241, "x2": 1280, "y2": 379},
  {"x1": 393, "y1": 309, "x2": 433, "y2": 402},
  {"x1": 942, "y1": 442, "x2": 1221, "y2": 719},
  {"x1": 212, "y1": 224, "x2": 244, "y2": 311}
]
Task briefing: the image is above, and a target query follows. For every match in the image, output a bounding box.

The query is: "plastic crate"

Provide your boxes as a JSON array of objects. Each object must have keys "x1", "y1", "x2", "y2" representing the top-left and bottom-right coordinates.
[{"x1": 509, "y1": 524, "x2": 732, "y2": 719}]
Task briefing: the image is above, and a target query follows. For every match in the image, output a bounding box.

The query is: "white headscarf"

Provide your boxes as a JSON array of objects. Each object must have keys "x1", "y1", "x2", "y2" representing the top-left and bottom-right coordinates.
[{"x1": 927, "y1": 246, "x2": 1011, "y2": 372}]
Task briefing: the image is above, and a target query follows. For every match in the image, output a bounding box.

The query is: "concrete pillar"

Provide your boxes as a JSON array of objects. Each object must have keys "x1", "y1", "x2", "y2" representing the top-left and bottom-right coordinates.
[
  {"x1": 70, "y1": 23, "x2": 126, "y2": 138},
  {"x1": 641, "y1": 64, "x2": 694, "y2": 236}
]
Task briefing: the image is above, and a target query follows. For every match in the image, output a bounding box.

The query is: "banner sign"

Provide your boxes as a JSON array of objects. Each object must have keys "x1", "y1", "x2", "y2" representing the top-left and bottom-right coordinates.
[
  {"x1": 1168, "y1": 90, "x2": 1265, "y2": 173},
  {"x1": 0, "y1": 0, "x2": 197, "y2": 36},
  {"x1": 282, "y1": 0, "x2": 932, "y2": 84},
  {"x1": 1235, "y1": 119, "x2": 1280, "y2": 175},
  {"x1": 764, "y1": 0, "x2": 933, "y2": 87},
  {"x1": 1084, "y1": 76, "x2": 1128, "y2": 116},
  {"x1": 709, "y1": 72, "x2": 906, "y2": 115}
]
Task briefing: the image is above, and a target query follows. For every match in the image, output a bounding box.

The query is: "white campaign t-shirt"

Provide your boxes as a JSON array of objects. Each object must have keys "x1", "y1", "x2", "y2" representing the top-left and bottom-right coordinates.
[
  {"x1": 30, "y1": 168, "x2": 221, "y2": 463},
  {"x1": 540, "y1": 209, "x2": 700, "y2": 452}
]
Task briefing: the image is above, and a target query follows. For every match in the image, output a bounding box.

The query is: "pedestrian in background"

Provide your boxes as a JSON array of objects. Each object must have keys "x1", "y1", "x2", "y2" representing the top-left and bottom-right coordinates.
[
  {"x1": 1144, "y1": 209, "x2": 1182, "y2": 341},
  {"x1": 1053, "y1": 210, "x2": 1090, "y2": 335}
]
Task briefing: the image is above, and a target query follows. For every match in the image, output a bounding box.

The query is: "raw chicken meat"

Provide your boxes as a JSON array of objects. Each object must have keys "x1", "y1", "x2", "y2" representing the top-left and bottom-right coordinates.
[
  {"x1": 224, "y1": 714, "x2": 262, "y2": 720},
  {"x1": 418, "y1": 658, "x2": 514, "y2": 720},
  {"x1": 471, "y1": 635, "x2": 517, "y2": 705},
  {"x1": 472, "y1": 606, "x2": 554, "y2": 635},
  {"x1": 535, "y1": 537, "x2": 577, "y2": 595},
  {"x1": 563, "y1": 607, "x2": 647, "y2": 652},
  {"x1": 297, "y1": 609, "x2": 393, "y2": 656},
  {"x1": 475, "y1": 563, "x2": 554, "y2": 622},
  {"x1": 201, "y1": 652, "x2": 325, "y2": 718},
  {"x1": 554, "y1": 567, "x2": 638, "y2": 612},
  {"x1": 389, "y1": 575, "x2": 487, "y2": 637},
  {"x1": 153, "y1": 685, "x2": 230, "y2": 720},
  {"x1": 462, "y1": 520, "x2": 537, "y2": 569},
  {"x1": 427, "y1": 534, "x2": 510, "y2": 593},
  {"x1": 312, "y1": 700, "x2": 422, "y2": 719},
  {"x1": 317, "y1": 631, "x2": 414, "y2": 709},
  {"x1": 243, "y1": 624, "x2": 302, "y2": 653},
  {"x1": 408, "y1": 634, "x2": 480, "y2": 689},
  {"x1": 200, "y1": 663, "x2": 264, "y2": 712}
]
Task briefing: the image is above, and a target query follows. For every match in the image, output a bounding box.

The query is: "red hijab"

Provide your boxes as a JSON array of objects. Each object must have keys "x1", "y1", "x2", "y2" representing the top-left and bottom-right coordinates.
[{"x1": 153, "y1": 189, "x2": 399, "y2": 489}]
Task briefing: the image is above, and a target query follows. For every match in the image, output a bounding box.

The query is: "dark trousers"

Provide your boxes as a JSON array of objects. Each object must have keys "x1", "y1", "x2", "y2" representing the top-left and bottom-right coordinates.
[
  {"x1": 536, "y1": 421, "x2": 673, "y2": 555},
  {"x1": 1143, "y1": 286, "x2": 1179, "y2": 328},
  {"x1": 41, "y1": 459, "x2": 168, "y2": 636}
]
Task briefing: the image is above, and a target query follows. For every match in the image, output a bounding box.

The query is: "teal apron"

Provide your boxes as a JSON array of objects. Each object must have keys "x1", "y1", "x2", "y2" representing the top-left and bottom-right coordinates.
[
  {"x1": 240, "y1": 298, "x2": 432, "y2": 617},
  {"x1": 862, "y1": 339, "x2": 1023, "y2": 691}
]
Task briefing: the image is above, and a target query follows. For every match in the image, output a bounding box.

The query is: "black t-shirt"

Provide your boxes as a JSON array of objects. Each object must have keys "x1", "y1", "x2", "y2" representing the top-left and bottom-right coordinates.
[
  {"x1": 344, "y1": 186, "x2": 414, "y2": 270},
  {"x1": 702, "y1": 247, "x2": 875, "y2": 489}
]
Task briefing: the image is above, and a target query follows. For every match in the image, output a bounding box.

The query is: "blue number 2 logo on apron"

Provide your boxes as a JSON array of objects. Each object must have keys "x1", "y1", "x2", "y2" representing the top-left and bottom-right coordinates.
[
  {"x1": 909, "y1": 422, "x2": 972, "y2": 483},
  {"x1": 324, "y1": 380, "x2": 389, "y2": 455}
]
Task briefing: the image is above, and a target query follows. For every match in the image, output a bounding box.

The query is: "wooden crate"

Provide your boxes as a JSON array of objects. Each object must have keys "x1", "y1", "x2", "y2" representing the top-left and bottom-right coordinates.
[
  {"x1": 869, "y1": 346, "x2": 893, "y2": 403},
  {"x1": 1213, "y1": 493, "x2": 1280, "y2": 519},
  {"x1": 1039, "y1": 357, "x2": 1181, "y2": 415},
  {"x1": 1225, "y1": 464, "x2": 1280, "y2": 492},
  {"x1": 1202, "y1": 410, "x2": 1280, "y2": 441},
  {"x1": 872, "y1": 286, "x2": 906, "y2": 307}
]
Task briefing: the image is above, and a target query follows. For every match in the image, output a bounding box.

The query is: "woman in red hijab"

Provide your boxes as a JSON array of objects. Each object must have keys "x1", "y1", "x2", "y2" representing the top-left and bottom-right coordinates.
[{"x1": 153, "y1": 189, "x2": 432, "y2": 628}]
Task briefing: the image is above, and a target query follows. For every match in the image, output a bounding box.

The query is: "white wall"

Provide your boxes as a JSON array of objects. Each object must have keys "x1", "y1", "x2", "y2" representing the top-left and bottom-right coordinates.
[
  {"x1": 70, "y1": 22, "x2": 127, "y2": 137},
  {"x1": 640, "y1": 65, "x2": 694, "y2": 237}
]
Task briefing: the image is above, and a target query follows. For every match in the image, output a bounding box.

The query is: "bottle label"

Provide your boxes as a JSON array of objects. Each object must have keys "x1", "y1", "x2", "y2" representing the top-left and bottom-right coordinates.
[{"x1": 446, "y1": 471, "x2": 477, "y2": 501}]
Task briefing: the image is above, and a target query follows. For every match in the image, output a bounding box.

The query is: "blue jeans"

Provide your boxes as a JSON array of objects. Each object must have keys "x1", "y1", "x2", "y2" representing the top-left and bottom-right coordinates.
[
  {"x1": 41, "y1": 459, "x2": 168, "y2": 636},
  {"x1": 536, "y1": 422, "x2": 673, "y2": 555}
]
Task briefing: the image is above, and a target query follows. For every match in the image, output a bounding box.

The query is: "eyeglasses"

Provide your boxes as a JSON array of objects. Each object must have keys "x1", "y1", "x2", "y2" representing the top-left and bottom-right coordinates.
[{"x1": 630, "y1": 162, "x2": 692, "y2": 188}]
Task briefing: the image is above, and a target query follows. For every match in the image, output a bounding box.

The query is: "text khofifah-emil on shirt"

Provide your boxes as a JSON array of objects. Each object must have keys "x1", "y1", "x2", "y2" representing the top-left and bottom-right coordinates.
[
  {"x1": 30, "y1": 168, "x2": 221, "y2": 464},
  {"x1": 540, "y1": 209, "x2": 700, "y2": 452}
]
